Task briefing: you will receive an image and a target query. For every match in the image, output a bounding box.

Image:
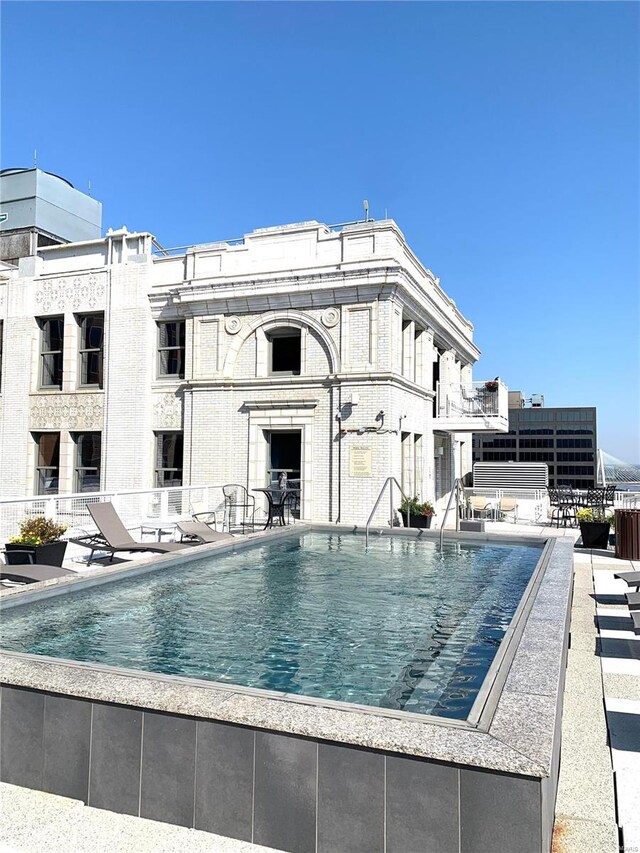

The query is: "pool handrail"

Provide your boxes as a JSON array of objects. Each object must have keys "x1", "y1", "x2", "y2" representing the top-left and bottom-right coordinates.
[
  {"x1": 438, "y1": 478, "x2": 464, "y2": 548},
  {"x1": 364, "y1": 477, "x2": 410, "y2": 548}
]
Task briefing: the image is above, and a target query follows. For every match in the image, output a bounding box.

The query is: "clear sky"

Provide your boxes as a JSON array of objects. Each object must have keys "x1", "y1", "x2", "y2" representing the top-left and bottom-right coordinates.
[{"x1": 2, "y1": 1, "x2": 639, "y2": 461}]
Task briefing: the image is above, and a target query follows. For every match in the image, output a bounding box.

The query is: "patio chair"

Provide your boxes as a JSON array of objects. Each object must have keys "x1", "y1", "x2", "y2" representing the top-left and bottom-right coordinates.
[
  {"x1": 497, "y1": 496, "x2": 518, "y2": 524},
  {"x1": 190, "y1": 499, "x2": 221, "y2": 531},
  {"x1": 468, "y1": 496, "x2": 492, "y2": 519},
  {"x1": 603, "y1": 484, "x2": 617, "y2": 511},
  {"x1": 222, "y1": 484, "x2": 256, "y2": 533},
  {"x1": 70, "y1": 502, "x2": 191, "y2": 565},
  {"x1": 177, "y1": 521, "x2": 233, "y2": 544},
  {"x1": 0, "y1": 552, "x2": 76, "y2": 585}
]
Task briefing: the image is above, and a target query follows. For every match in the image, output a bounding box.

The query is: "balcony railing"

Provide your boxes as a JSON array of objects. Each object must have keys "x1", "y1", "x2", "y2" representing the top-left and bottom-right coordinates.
[{"x1": 435, "y1": 379, "x2": 509, "y2": 432}]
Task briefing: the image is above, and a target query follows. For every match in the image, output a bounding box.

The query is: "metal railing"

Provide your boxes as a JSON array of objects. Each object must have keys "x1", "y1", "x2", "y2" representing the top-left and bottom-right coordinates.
[
  {"x1": 436, "y1": 380, "x2": 506, "y2": 419},
  {"x1": 439, "y1": 478, "x2": 464, "y2": 547},
  {"x1": 364, "y1": 477, "x2": 409, "y2": 549},
  {"x1": 0, "y1": 484, "x2": 227, "y2": 542}
]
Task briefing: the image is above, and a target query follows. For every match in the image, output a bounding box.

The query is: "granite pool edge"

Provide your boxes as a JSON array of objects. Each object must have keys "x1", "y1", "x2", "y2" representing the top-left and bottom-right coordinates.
[{"x1": 0, "y1": 536, "x2": 574, "y2": 780}]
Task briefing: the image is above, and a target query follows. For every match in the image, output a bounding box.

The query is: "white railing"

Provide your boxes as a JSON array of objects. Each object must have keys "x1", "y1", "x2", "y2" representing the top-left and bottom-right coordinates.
[
  {"x1": 436, "y1": 380, "x2": 508, "y2": 421},
  {"x1": 0, "y1": 484, "x2": 228, "y2": 542},
  {"x1": 463, "y1": 487, "x2": 548, "y2": 524},
  {"x1": 462, "y1": 487, "x2": 640, "y2": 525}
]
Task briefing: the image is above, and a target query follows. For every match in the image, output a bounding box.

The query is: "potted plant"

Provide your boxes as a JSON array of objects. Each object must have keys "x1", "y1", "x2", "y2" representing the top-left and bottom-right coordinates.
[
  {"x1": 607, "y1": 513, "x2": 616, "y2": 547},
  {"x1": 576, "y1": 508, "x2": 611, "y2": 550},
  {"x1": 398, "y1": 496, "x2": 435, "y2": 529},
  {"x1": 5, "y1": 517, "x2": 68, "y2": 567},
  {"x1": 484, "y1": 380, "x2": 499, "y2": 392}
]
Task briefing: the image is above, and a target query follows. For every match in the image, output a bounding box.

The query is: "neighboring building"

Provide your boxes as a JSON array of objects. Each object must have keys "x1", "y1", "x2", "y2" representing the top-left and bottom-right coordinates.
[
  {"x1": 0, "y1": 172, "x2": 509, "y2": 523},
  {"x1": 473, "y1": 391, "x2": 597, "y2": 489},
  {"x1": 0, "y1": 168, "x2": 102, "y2": 265}
]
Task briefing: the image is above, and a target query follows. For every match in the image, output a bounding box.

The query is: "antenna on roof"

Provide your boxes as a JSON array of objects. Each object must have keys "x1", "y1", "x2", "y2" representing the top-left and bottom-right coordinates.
[
  {"x1": 88, "y1": 179, "x2": 92, "y2": 197},
  {"x1": 33, "y1": 148, "x2": 37, "y2": 168},
  {"x1": 363, "y1": 199, "x2": 369, "y2": 221}
]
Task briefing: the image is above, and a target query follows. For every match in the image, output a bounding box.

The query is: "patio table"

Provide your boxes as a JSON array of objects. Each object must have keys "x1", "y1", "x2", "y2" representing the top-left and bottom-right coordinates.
[
  {"x1": 140, "y1": 519, "x2": 179, "y2": 542},
  {"x1": 252, "y1": 488, "x2": 299, "y2": 530}
]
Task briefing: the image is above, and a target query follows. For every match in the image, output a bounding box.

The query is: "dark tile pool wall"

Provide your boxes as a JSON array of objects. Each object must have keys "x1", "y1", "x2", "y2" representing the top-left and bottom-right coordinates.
[{"x1": 0, "y1": 684, "x2": 552, "y2": 853}]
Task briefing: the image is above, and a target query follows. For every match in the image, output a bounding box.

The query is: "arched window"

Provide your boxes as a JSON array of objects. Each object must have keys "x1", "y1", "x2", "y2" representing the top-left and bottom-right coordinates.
[{"x1": 267, "y1": 327, "x2": 301, "y2": 375}]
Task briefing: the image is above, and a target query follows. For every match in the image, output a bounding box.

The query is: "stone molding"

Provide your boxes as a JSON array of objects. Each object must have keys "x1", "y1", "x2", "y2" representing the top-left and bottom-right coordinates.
[
  {"x1": 34, "y1": 272, "x2": 107, "y2": 313},
  {"x1": 152, "y1": 392, "x2": 183, "y2": 429},
  {"x1": 29, "y1": 394, "x2": 104, "y2": 430}
]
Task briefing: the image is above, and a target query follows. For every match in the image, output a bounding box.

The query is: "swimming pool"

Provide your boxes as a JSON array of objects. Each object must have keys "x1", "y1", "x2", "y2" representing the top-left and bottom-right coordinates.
[{"x1": 0, "y1": 532, "x2": 543, "y2": 720}]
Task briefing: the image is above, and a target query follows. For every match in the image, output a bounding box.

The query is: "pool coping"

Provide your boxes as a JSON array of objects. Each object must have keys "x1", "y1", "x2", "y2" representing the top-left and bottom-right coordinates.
[{"x1": 0, "y1": 525, "x2": 575, "y2": 779}]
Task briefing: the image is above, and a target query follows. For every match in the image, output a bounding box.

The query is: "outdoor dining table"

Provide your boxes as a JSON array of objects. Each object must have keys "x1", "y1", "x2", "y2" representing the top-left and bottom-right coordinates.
[{"x1": 252, "y1": 487, "x2": 299, "y2": 530}]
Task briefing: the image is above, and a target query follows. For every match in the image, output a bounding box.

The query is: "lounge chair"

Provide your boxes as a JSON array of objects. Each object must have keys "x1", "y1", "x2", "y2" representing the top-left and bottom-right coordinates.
[
  {"x1": 626, "y1": 591, "x2": 640, "y2": 610},
  {"x1": 71, "y1": 502, "x2": 192, "y2": 565},
  {"x1": 0, "y1": 563, "x2": 76, "y2": 584},
  {"x1": 614, "y1": 571, "x2": 640, "y2": 592},
  {"x1": 177, "y1": 520, "x2": 233, "y2": 544}
]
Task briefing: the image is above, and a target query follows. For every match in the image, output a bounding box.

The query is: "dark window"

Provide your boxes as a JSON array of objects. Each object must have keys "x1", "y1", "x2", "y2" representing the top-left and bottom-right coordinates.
[
  {"x1": 557, "y1": 465, "x2": 594, "y2": 475},
  {"x1": 557, "y1": 438, "x2": 593, "y2": 448},
  {"x1": 155, "y1": 432, "x2": 183, "y2": 487},
  {"x1": 34, "y1": 433, "x2": 60, "y2": 494},
  {"x1": 73, "y1": 432, "x2": 101, "y2": 492},
  {"x1": 269, "y1": 328, "x2": 301, "y2": 375},
  {"x1": 519, "y1": 438, "x2": 554, "y2": 448},
  {"x1": 78, "y1": 313, "x2": 104, "y2": 387},
  {"x1": 482, "y1": 451, "x2": 517, "y2": 461},
  {"x1": 556, "y1": 452, "x2": 594, "y2": 462},
  {"x1": 39, "y1": 317, "x2": 64, "y2": 388},
  {"x1": 482, "y1": 438, "x2": 516, "y2": 448},
  {"x1": 158, "y1": 321, "x2": 185, "y2": 378},
  {"x1": 519, "y1": 451, "x2": 554, "y2": 462}
]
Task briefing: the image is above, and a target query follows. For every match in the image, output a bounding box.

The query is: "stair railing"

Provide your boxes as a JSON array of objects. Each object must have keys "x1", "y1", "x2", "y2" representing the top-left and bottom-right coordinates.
[
  {"x1": 438, "y1": 478, "x2": 465, "y2": 548},
  {"x1": 364, "y1": 477, "x2": 410, "y2": 548}
]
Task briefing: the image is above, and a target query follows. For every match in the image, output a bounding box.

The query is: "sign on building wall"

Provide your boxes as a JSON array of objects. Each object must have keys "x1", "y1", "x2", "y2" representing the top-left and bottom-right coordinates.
[{"x1": 349, "y1": 445, "x2": 372, "y2": 477}]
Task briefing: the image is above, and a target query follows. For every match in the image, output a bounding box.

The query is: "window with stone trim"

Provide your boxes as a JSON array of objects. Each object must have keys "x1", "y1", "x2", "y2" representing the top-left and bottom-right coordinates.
[
  {"x1": 72, "y1": 432, "x2": 101, "y2": 493},
  {"x1": 77, "y1": 313, "x2": 104, "y2": 388},
  {"x1": 33, "y1": 432, "x2": 60, "y2": 495},
  {"x1": 268, "y1": 327, "x2": 301, "y2": 375},
  {"x1": 155, "y1": 432, "x2": 183, "y2": 488},
  {"x1": 38, "y1": 316, "x2": 64, "y2": 388},
  {"x1": 157, "y1": 321, "x2": 185, "y2": 378}
]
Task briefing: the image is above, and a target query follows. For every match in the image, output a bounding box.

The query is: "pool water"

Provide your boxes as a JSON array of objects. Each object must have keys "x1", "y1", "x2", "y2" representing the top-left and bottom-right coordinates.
[{"x1": 0, "y1": 533, "x2": 543, "y2": 719}]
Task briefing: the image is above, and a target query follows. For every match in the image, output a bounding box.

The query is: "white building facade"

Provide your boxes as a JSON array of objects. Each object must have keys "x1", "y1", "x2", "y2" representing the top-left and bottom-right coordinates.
[{"x1": 0, "y1": 218, "x2": 508, "y2": 524}]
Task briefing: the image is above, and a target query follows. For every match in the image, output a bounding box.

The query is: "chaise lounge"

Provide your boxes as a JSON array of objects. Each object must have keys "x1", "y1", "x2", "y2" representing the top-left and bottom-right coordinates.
[
  {"x1": 71, "y1": 502, "x2": 194, "y2": 565},
  {"x1": 177, "y1": 520, "x2": 233, "y2": 544},
  {"x1": 0, "y1": 563, "x2": 76, "y2": 584}
]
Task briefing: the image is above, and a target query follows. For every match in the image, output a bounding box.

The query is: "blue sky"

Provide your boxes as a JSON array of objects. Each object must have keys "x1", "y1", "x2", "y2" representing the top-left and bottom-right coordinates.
[{"x1": 2, "y1": 2, "x2": 638, "y2": 460}]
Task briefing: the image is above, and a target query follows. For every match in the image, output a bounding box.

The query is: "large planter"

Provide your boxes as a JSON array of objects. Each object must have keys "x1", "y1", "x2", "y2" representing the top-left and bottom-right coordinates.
[
  {"x1": 578, "y1": 522, "x2": 610, "y2": 550},
  {"x1": 404, "y1": 513, "x2": 433, "y2": 529},
  {"x1": 4, "y1": 540, "x2": 68, "y2": 567}
]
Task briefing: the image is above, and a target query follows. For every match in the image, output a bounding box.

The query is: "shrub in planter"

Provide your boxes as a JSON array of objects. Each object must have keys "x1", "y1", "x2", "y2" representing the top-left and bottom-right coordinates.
[
  {"x1": 398, "y1": 497, "x2": 435, "y2": 529},
  {"x1": 576, "y1": 508, "x2": 611, "y2": 550},
  {"x1": 6, "y1": 516, "x2": 68, "y2": 567}
]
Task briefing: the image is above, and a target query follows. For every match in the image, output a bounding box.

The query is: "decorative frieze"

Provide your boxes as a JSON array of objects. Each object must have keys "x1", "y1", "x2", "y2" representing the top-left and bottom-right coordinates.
[
  {"x1": 34, "y1": 272, "x2": 107, "y2": 313},
  {"x1": 30, "y1": 394, "x2": 104, "y2": 430},
  {"x1": 153, "y1": 392, "x2": 183, "y2": 429}
]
